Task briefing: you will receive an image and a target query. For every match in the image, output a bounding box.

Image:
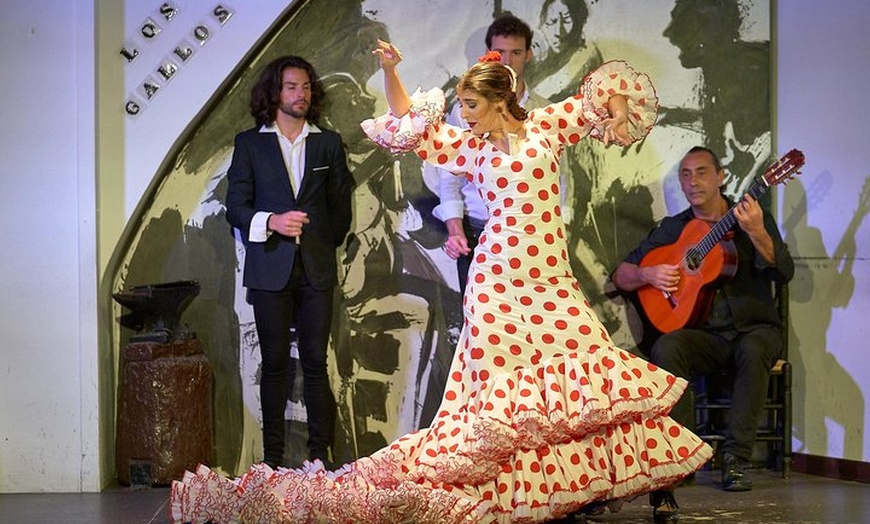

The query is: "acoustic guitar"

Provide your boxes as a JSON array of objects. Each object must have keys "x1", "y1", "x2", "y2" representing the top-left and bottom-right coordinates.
[{"x1": 637, "y1": 149, "x2": 805, "y2": 333}]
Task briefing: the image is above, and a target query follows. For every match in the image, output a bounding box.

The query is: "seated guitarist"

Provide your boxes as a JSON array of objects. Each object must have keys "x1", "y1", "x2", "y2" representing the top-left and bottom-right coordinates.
[{"x1": 612, "y1": 146, "x2": 794, "y2": 517}]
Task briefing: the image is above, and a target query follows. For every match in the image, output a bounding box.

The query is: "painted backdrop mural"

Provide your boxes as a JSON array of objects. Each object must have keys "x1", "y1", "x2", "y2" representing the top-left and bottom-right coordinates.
[{"x1": 111, "y1": 0, "x2": 770, "y2": 476}]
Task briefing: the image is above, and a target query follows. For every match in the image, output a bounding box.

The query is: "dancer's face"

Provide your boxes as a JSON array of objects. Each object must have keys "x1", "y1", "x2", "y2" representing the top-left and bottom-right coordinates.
[{"x1": 458, "y1": 90, "x2": 503, "y2": 136}]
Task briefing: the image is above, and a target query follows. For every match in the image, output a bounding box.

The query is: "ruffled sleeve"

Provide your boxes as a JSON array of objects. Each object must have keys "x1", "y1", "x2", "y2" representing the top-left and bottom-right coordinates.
[
  {"x1": 578, "y1": 60, "x2": 659, "y2": 143},
  {"x1": 360, "y1": 87, "x2": 447, "y2": 153},
  {"x1": 362, "y1": 87, "x2": 480, "y2": 176},
  {"x1": 529, "y1": 60, "x2": 658, "y2": 148}
]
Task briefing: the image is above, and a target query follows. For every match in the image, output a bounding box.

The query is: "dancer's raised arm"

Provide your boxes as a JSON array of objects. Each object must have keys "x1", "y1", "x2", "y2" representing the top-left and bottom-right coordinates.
[{"x1": 372, "y1": 40, "x2": 411, "y2": 117}]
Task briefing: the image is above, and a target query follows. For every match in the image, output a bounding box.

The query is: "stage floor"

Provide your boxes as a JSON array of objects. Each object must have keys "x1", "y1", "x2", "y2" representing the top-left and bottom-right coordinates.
[{"x1": 0, "y1": 467, "x2": 866, "y2": 523}]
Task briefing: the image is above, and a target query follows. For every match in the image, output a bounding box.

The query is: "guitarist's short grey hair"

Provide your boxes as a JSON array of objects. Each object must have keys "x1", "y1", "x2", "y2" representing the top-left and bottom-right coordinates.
[{"x1": 685, "y1": 146, "x2": 723, "y2": 172}]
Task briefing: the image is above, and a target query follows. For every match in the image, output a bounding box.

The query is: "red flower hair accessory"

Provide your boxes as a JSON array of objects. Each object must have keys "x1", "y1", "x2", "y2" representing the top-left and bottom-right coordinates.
[
  {"x1": 476, "y1": 50, "x2": 518, "y2": 92},
  {"x1": 478, "y1": 50, "x2": 502, "y2": 63}
]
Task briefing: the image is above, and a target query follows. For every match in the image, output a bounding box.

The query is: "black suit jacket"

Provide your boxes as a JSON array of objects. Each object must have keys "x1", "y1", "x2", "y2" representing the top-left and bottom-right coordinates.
[{"x1": 225, "y1": 125, "x2": 355, "y2": 291}]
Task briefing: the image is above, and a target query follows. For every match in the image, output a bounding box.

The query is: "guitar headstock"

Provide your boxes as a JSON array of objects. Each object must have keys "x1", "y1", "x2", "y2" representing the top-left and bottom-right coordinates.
[{"x1": 763, "y1": 148, "x2": 805, "y2": 187}]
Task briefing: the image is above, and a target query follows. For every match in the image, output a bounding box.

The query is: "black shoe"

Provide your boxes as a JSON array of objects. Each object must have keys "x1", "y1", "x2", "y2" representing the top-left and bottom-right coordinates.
[
  {"x1": 722, "y1": 453, "x2": 753, "y2": 492},
  {"x1": 650, "y1": 490, "x2": 679, "y2": 523}
]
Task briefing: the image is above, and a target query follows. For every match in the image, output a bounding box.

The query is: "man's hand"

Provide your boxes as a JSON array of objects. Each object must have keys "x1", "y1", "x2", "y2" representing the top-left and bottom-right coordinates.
[
  {"x1": 442, "y1": 217, "x2": 471, "y2": 260},
  {"x1": 642, "y1": 263, "x2": 681, "y2": 293},
  {"x1": 733, "y1": 194, "x2": 765, "y2": 237},
  {"x1": 734, "y1": 194, "x2": 775, "y2": 263},
  {"x1": 443, "y1": 233, "x2": 471, "y2": 260},
  {"x1": 268, "y1": 210, "x2": 309, "y2": 238}
]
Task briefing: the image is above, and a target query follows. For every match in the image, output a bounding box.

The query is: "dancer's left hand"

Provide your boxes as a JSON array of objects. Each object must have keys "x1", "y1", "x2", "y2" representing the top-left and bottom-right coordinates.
[
  {"x1": 603, "y1": 94, "x2": 632, "y2": 147},
  {"x1": 602, "y1": 114, "x2": 631, "y2": 147}
]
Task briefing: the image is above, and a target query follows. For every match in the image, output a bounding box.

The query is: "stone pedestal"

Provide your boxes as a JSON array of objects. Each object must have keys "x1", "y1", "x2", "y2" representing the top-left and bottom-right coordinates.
[{"x1": 116, "y1": 339, "x2": 213, "y2": 486}]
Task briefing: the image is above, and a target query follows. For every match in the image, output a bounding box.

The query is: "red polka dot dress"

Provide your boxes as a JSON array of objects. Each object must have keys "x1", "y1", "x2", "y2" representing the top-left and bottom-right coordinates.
[{"x1": 170, "y1": 61, "x2": 712, "y2": 524}]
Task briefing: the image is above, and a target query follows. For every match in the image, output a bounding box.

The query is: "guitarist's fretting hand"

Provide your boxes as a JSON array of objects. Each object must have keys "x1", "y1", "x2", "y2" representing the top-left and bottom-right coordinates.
[{"x1": 733, "y1": 195, "x2": 775, "y2": 264}]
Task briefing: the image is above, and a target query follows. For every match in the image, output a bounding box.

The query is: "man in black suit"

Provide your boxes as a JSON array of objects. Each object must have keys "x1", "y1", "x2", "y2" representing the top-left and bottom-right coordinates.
[{"x1": 226, "y1": 55, "x2": 354, "y2": 468}]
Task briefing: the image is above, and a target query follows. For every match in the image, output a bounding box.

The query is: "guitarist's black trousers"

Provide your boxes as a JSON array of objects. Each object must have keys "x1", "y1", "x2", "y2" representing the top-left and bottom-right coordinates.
[{"x1": 650, "y1": 324, "x2": 783, "y2": 461}]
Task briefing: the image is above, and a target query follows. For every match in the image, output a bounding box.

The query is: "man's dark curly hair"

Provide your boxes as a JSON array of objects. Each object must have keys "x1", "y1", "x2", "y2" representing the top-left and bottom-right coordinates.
[
  {"x1": 249, "y1": 55, "x2": 325, "y2": 127},
  {"x1": 485, "y1": 12, "x2": 534, "y2": 50}
]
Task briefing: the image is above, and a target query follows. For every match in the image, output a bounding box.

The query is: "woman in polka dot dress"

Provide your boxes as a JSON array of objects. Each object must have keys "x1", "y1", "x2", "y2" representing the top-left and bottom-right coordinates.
[{"x1": 170, "y1": 41, "x2": 712, "y2": 524}]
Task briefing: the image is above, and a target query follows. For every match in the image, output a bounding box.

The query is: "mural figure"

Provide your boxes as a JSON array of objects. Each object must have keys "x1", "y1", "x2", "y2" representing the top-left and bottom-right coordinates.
[
  {"x1": 115, "y1": 203, "x2": 245, "y2": 475},
  {"x1": 528, "y1": 0, "x2": 660, "y2": 352},
  {"x1": 660, "y1": 0, "x2": 771, "y2": 196},
  {"x1": 323, "y1": 71, "x2": 461, "y2": 461}
]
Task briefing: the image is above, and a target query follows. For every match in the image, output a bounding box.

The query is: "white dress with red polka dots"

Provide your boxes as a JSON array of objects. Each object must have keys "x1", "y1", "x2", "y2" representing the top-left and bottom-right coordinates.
[{"x1": 170, "y1": 61, "x2": 712, "y2": 524}]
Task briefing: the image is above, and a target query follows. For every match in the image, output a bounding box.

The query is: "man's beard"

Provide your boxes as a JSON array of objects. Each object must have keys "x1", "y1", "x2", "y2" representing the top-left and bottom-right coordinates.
[{"x1": 280, "y1": 100, "x2": 309, "y2": 119}]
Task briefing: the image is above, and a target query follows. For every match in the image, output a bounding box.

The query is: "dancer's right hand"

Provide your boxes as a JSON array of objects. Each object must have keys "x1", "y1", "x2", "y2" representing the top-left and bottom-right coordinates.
[{"x1": 373, "y1": 39, "x2": 403, "y2": 71}]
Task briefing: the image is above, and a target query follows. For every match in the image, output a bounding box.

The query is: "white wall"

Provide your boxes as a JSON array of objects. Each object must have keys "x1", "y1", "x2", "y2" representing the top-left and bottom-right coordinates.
[
  {"x1": 0, "y1": 0, "x2": 288, "y2": 493},
  {"x1": 0, "y1": 0, "x2": 867, "y2": 493},
  {"x1": 0, "y1": 1, "x2": 99, "y2": 492},
  {"x1": 776, "y1": 0, "x2": 870, "y2": 462}
]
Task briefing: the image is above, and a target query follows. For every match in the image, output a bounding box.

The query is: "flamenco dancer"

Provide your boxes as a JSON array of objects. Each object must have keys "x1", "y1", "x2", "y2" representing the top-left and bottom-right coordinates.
[{"x1": 171, "y1": 40, "x2": 712, "y2": 524}]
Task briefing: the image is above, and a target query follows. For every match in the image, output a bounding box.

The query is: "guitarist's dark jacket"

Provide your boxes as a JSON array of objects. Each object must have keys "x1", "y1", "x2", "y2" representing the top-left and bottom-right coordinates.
[{"x1": 623, "y1": 200, "x2": 794, "y2": 332}]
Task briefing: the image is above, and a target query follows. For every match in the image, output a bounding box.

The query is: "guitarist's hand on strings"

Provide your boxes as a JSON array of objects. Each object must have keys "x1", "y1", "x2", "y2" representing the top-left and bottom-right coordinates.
[
  {"x1": 642, "y1": 264, "x2": 681, "y2": 294},
  {"x1": 733, "y1": 194, "x2": 765, "y2": 237},
  {"x1": 734, "y1": 194, "x2": 776, "y2": 264}
]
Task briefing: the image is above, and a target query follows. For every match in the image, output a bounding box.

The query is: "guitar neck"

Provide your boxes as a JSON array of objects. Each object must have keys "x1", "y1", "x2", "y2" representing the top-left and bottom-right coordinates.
[
  {"x1": 683, "y1": 148, "x2": 803, "y2": 269},
  {"x1": 690, "y1": 178, "x2": 769, "y2": 262}
]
